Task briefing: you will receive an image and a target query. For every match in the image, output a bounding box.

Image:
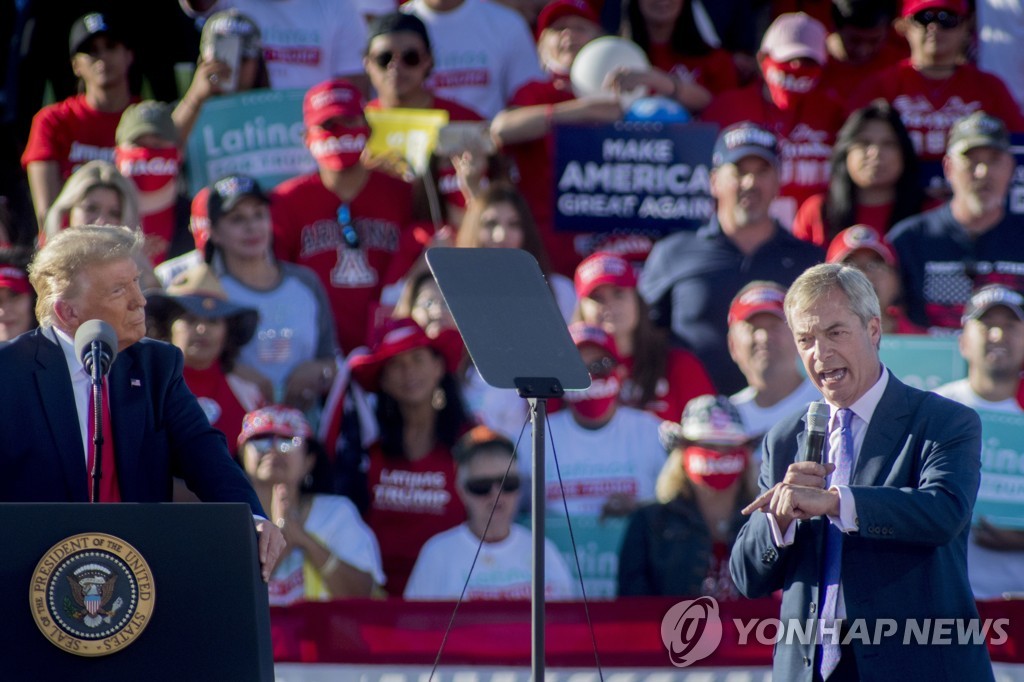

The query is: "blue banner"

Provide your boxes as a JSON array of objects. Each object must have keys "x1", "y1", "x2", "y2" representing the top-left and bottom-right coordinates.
[{"x1": 552, "y1": 122, "x2": 718, "y2": 234}]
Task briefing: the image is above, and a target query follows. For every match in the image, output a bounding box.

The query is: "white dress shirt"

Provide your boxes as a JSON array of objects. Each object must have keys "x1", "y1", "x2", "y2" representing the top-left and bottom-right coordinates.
[{"x1": 769, "y1": 366, "x2": 891, "y2": 617}]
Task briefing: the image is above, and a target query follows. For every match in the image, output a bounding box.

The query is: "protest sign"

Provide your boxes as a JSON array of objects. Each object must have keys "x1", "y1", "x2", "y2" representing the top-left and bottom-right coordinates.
[{"x1": 185, "y1": 88, "x2": 314, "y2": 196}]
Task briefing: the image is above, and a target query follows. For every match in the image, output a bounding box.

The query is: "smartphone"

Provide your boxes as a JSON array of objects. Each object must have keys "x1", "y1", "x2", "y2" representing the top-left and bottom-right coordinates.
[
  {"x1": 211, "y1": 32, "x2": 241, "y2": 93},
  {"x1": 436, "y1": 122, "x2": 496, "y2": 157}
]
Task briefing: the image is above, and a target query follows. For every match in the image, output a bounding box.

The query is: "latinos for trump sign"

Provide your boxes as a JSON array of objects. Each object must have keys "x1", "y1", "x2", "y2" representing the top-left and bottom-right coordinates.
[
  {"x1": 185, "y1": 88, "x2": 315, "y2": 196},
  {"x1": 553, "y1": 122, "x2": 718, "y2": 234},
  {"x1": 975, "y1": 410, "x2": 1024, "y2": 529},
  {"x1": 879, "y1": 335, "x2": 966, "y2": 391}
]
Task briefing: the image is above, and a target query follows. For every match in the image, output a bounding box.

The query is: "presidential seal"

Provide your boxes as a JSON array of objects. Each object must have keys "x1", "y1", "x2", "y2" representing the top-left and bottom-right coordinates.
[{"x1": 30, "y1": 533, "x2": 155, "y2": 656}]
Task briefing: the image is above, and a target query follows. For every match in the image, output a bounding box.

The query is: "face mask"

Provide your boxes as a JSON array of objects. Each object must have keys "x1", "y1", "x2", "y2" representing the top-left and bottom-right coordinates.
[
  {"x1": 565, "y1": 374, "x2": 620, "y2": 421},
  {"x1": 307, "y1": 126, "x2": 369, "y2": 171},
  {"x1": 761, "y1": 57, "x2": 822, "y2": 110},
  {"x1": 683, "y1": 445, "x2": 748, "y2": 491},
  {"x1": 114, "y1": 147, "x2": 181, "y2": 193}
]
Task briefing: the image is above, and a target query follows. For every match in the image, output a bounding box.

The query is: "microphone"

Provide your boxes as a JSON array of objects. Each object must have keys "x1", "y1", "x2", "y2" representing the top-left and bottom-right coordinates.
[
  {"x1": 74, "y1": 320, "x2": 119, "y2": 377},
  {"x1": 803, "y1": 401, "x2": 829, "y2": 464}
]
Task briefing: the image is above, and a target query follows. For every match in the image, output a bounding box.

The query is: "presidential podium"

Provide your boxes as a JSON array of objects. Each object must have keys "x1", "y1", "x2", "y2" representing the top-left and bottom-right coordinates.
[{"x1": 0, "y1": 503, "x2": 273, "y2": 681}]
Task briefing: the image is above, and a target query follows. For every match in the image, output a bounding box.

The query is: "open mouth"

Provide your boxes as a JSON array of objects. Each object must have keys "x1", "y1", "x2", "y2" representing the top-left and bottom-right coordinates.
[{"x1": 819, "y1": 368, "x2": 847, "y2": 385}]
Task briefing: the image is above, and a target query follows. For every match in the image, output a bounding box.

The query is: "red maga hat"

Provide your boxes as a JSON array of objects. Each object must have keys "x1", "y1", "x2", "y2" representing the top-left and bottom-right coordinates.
[
  {"x1": 303, "y1": 79, "x2": 365, "y2": 128},
  {"x1": 727, "y1": 281, "x2": 787, "y2": 326},
  {"x1": 568, "y1": 321, "x2": 620, "y2": 362},
  {"x1": 238, "y1": 405, "x2": 313, "y2": 448},
  {"x1": 826, "y1": 225, "x2": 897, "y2": 267},
  {"x1": 574, "y1": 252, "x2": 638, "y2": 299}
]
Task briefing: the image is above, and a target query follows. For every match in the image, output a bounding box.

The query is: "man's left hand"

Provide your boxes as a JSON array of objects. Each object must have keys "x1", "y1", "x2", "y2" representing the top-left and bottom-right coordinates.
[
  {"x1": 743, "y1": 481, "x2": 841, "y2": 522},
  {"x1": 254, "y1": 519, "x2": 287, "y2": 582}
]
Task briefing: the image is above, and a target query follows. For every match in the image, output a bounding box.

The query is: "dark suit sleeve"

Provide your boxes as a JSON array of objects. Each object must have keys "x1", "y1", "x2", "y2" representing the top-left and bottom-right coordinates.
[
  {"x1": 850, "y1": 397, "x2": 981, "y2": 547},
  {"x1": 729, "y1": 426, "x2": 798, "y2": 599},
  {"x1": 160, "y1": 346, "x2": 266, "y2": 517}
]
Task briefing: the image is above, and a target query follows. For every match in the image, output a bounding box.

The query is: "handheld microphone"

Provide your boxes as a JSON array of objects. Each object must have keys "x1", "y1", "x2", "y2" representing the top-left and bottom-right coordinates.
[
  {"x1": 74, "y1": 320, "x2": 119, "y2": 377},
  {"x1": 803, "y1": 401, "x2": 829, "y2": 464}
]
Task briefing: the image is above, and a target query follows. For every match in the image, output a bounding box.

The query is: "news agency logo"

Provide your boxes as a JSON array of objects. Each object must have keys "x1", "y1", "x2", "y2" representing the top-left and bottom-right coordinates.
[
  {"x1": 659, "y1": 596, "x2": 723, "y2": 667},
  {"x1": 659, "y1": 595, "x2": 1010, "y2": 666}
]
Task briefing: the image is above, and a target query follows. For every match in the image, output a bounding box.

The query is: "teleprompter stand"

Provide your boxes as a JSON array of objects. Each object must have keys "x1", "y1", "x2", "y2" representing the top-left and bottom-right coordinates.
[{"x1": 427, "y1": 247, "x2": 590, "y2": 680}]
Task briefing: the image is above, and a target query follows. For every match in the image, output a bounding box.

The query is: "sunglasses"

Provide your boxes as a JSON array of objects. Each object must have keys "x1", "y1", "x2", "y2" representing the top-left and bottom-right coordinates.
[
  {"x1": 248, "y1": 436, "x2": 305, "y2": 454},
  {"x1": 587, "y1": 356, "x2": 617, "y2": 378},
  {"x1": 912, "y1": 10, "x2": 961, "y2": 29},
  {"x1": 370, "y1": 49, "x2": 425, "y2": 69},
  {"x1": 464, "y1": 475, "x2": 521, "y2": 496}
]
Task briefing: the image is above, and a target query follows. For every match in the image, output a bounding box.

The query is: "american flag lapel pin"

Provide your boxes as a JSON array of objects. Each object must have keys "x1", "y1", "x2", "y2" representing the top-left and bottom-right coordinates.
[{"x1": 131, "y1": 378, "x2": 141, "y2": 387}]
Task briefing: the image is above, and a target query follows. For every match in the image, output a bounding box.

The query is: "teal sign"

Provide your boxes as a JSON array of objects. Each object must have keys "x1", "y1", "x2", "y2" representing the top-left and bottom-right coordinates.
[
  {"x1": 880, "y1": 335, "x2": 965, "y2": 391},
  {"x1": 185, "y1": 88, "x2": 315, "y2": 196},
  {"x1": 975, "y1": 410, "x2": 1024, "y2": 529},
  {"x1": 522, "y1": 514, "x2": 628, "y2": 599}
]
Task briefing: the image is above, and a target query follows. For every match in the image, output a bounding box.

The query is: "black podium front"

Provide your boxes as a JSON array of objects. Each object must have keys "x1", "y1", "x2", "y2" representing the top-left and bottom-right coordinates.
[{"x1": 1, "y1": 503, "x2": 273, "y2": 681}]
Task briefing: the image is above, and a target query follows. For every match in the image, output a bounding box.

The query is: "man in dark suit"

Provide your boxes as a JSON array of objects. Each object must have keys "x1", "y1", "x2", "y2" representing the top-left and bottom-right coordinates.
[
  {"x1": 731, "y1": 263, "x2": 993, "y2": 681},
  {"x1": 2, "y1": 225, "x2": 285, "y2": 581}
]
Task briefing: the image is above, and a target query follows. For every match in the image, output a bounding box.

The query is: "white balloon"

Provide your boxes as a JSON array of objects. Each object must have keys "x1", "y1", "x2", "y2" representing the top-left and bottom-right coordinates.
[{"x1": 570, "y1": 36, "x2": 651, "y2": 99}]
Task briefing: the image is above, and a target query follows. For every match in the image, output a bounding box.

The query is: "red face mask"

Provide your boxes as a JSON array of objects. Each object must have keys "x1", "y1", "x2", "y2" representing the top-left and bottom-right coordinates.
[
  {"x1": 683, "y1": 445, "x2": 749, "y2": 491},
  {"x1": 307, "y1": 125, "x2": 370, "y2": 170},
  {"x1": 114, "y1": 147, "x2": 181, "y2": 193},
  {"x1": 565, "y1": 375, "x2": 620, "y2": 421},
  {"x1": 761, "y1": 57, "x2": 822, "y2": 110}
]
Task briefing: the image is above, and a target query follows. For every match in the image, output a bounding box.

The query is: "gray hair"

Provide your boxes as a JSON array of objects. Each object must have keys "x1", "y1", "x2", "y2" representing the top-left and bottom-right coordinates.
[
  {"x1": 784, "y1": 263, "x2": 881, "y2": 330},
  {"x1": 29, "y1": 225, "x2": 144, "y2": 327},
  {"x1": 42, "y1": 160, "x2": 140, "y2": 239}
]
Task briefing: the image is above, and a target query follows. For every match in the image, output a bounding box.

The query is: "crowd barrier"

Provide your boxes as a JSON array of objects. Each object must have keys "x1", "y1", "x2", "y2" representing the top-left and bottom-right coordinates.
[{"x1": 271, "y1": 596, "x2": 1024, "y2": 668}]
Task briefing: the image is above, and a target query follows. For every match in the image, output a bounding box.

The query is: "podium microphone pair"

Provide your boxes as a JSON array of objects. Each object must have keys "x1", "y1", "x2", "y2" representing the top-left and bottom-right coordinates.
[{"x1": 803, "y1": 401, "x2": 830, "y2": 465}]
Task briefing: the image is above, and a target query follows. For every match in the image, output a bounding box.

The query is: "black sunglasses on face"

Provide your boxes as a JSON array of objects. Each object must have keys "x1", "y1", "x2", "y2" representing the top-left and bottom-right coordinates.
[
  {"x1": 912, "y1": 10, "x2": 961, "y2": 29},
  {"x1": 370, "y1": 49, "x2": 425, "y2": 69},
  {"x1": 464, "y1": 475, "x2": 521, "y2": 496}
]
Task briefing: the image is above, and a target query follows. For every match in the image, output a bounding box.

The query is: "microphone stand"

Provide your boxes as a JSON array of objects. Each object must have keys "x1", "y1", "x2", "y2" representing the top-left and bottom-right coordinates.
[{"x1": 89, "y1": 340, "x2": 105, "y2": 503}]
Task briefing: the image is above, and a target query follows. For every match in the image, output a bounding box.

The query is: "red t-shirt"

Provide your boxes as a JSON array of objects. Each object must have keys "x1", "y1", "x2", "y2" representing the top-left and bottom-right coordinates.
[
  {"x1": 792, "y1": 192, "x2": 895, "y2": 247},
  {"x1": 701, "y1": 84, "x2": 847, "y2": 221},
  {"x1": 646, "y1": 43, "x2": 740, "y2": 95},
  {"x1": 270, "y1": 171, "x2": 425, "y2": 353},
  {"x1": 504, "y1": 76, "x2": 580, "y2": 278},
  {"x1": 818, "y1": 38, "x2": 908, "y2": 97},
  {"x1": 620, "y1": 348, "x2": 716, "y2": 421},
  {"x1": 366, "y1": 443, "x2": 467, "y2": 596},
  {"x1": 183, "y1": 365, "x2": 252, "y2": 459},
  {"x1": 848, "y1": 60, "x2": 1024, "y2": 161},
  {"x1": 21, "y1": 94, "x2": 133, "y2": 179},
  {"x1": 366, "y1": 95, "x2": 484, "y2": 122}
]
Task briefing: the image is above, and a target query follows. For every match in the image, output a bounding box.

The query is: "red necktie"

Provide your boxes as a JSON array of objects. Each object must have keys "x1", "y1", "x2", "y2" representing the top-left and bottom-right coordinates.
[{"x1": 86, "y1": 380, "x2": 121, "y2": 502}]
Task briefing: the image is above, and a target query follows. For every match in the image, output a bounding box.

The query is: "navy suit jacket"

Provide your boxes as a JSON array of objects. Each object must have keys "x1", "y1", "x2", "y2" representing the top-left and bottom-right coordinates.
[
  {"x1": 730, "y1": 372, "x2": 993, "y2": 681},
  {"x1": 0, "y1": 327, "x2": 264, "y2": 515}
]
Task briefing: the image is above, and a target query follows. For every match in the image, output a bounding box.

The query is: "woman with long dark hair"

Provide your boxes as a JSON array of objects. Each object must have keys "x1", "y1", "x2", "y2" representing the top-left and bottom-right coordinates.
[
  {"x1": 793, "y1": 99, "x2": 923, "y2": 247},
  {"x1": 349, "y1": 317, "x2": 474, "y2": 595},
  {"x1": 622, "y1": 0, "x2": 740, "y2": 95},
  {"x1": 573, "y1": 251, "x2": 715, "y2": 421}
]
